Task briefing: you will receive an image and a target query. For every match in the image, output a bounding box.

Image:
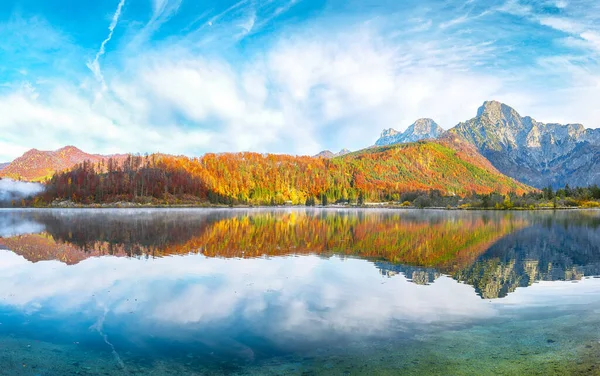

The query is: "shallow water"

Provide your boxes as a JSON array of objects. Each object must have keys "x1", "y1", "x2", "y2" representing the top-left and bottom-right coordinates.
[{"x1": 0, "y1": 208, "x2": 600, "y2": 375}]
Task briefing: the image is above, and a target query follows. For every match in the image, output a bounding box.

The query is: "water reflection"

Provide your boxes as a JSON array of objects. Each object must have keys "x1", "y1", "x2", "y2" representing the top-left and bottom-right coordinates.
[
  {"x1": 1, "y1": 209, "x2": 599, "y2": 299},
  {"x1": 0, "y1": 209, "x2": 600, "y2": 374}
]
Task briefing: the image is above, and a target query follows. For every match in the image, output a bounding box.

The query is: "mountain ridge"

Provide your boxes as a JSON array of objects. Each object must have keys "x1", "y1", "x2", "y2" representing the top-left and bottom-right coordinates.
[
  {"x1": 374, "y1": 100, "x2": 600, "y2": 188},
  {"x1": 0, "y1": 146, "x2": 126, "y2": 182},
  {"x1": 448, "y1": 100, "x2": 600, "y2": 188},
  {"x1": 376, "y1": 118, "x2": 444, "y2": 146}
]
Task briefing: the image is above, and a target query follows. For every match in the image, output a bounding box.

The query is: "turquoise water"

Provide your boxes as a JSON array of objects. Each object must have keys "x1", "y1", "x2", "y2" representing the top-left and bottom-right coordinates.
[{"x1": 0, "y1": 208, "x2": 600, "y2": 375}]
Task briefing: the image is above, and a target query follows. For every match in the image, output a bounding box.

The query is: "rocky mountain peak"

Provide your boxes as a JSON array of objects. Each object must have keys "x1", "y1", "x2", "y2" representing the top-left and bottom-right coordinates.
[
  {"x1": 450, "y1": 100, "x2": 600, "y2": 188},
  {"x1": 375, "y1": 119, "x2": 443, "y2": 146},
  {"x1": 411, "y1": 118, "x2": 440, "y2": 134},
  {"x1": 476, "y1": 100, "x2": 522, "y2": 125},
  {"x1": 380, "y1": 128, "x2": 400, "y2": 138}
]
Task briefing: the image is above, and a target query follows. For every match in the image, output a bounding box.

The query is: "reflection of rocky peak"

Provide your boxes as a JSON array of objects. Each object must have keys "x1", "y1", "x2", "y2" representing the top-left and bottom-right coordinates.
[
  {"x1": 376, "y1": 262, "x2": 441, "y2": 285},
  {"x1": 454, "y1": 219, "x2": 600, "y2": 299},
  {"x1": 375, "y1": 119, "x2": 444, "y2": 146}
]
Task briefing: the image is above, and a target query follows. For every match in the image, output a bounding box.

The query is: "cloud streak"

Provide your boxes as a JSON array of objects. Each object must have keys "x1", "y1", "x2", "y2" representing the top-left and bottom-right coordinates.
[{"x1": 87, "y1": 0, "x2": 126, "y2": 90}]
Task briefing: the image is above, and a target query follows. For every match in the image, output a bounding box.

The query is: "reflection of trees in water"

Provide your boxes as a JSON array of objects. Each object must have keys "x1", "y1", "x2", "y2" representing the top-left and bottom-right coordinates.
[
  {"x1": 194, "y1": 211, "x2": 522, "y2": 274},
  {"x1": 0, "y1": 210, "x2": 230, "y2": 262},
  {"x1": 41, "y1": 211, "x2": 223, "y2": 257},
  {"x1": 3, "y1": 210, "x2": 520, "y2": 269}
]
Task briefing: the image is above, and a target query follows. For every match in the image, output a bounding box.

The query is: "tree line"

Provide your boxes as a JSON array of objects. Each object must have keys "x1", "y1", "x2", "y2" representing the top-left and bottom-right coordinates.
[{"x1": 39, "y1": 142, "x2": 532, "y2": 206}]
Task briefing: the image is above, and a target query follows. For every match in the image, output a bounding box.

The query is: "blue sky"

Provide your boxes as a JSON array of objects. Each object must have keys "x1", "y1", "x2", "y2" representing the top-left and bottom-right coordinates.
[{"x1": 0, "y1": 0, "x2": 599, "y2": 161}]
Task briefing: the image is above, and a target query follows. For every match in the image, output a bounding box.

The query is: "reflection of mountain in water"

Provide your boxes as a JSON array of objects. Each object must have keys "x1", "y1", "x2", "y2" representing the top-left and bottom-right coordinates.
[
  {"x1": 455, "y1": 217, "x2": 600, "y2": 299},
  {"x1": 0, "y1": 209, "x2": 599, "y2": 299},
  {"x1": 376, "y1": 262, "x2": 441, "y2": 285},
  {"x1": 376, "y1": 213, "x2": 600, "y2": 298}
]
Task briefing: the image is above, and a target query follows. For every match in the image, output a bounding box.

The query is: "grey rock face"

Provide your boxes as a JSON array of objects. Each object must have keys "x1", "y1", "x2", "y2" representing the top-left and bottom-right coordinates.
[
  {"x1": 375, "y1": 118, "x2": 444, "y2": 146},
  {"x1": 314, "y1": 148, "x2": 352, "y2": 159},
  {"x1": 449, "y1": 101, "x2": 600, "y2": 188}
]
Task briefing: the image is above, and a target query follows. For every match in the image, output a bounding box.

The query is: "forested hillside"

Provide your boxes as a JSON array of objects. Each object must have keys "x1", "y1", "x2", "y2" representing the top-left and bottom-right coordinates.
[{"x1": 42, "y1": 139, "x2": 533, "y2": 206}]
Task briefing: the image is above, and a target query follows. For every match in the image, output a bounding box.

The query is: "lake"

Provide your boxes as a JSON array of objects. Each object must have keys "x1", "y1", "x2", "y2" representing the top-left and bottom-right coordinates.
[{"x1": 1, "y1": 208, "x2": 600, "y2": 375}]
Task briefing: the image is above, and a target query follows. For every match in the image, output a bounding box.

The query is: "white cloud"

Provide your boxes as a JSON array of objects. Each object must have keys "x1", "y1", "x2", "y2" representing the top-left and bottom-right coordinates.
[
  {"x1": 497, "y1": 0, "x2": 533, "y2": 16},
  {"x1": 538, "y1": 16, "x2": 579, "y2": 33},
  {"x1": 554, "y1": 0, "x2": 568, "y2": 9},
  {"x1": 0, "y1": 26, "x2": 513, "y2": 159}
]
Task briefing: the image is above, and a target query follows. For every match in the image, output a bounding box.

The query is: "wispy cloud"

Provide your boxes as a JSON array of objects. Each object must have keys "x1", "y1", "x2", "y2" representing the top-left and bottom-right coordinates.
[
  {"x1": 497, "y1": 0, "x2": 532, "y2": 16},
  {"x1": 205, "y1": 0, "x2": 250, "y2": 28},
  {"x1": 237, "y1": 10, "x2": 256, "y2": 38},
  {"x1": 87, "y1": 0, "x2": 126, "y2": 91},
  {"x1": 145, "y1": 0, "x2": 183, "y2": 37},
  {"x1": 439, "y1": 14, "x2": 470, "y2": 29}
]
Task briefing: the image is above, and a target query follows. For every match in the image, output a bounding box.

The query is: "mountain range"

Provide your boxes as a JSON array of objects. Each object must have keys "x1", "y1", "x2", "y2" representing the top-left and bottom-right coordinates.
[
  {"x1": 374, "y1": 101, "x2": 600, "y2": 188},
  {"x1": 0, "y1": 100, "x2": 598, "y2": 190}
]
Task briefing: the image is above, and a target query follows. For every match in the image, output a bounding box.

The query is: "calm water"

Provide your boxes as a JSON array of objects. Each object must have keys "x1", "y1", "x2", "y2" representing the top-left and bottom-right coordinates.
[{"x1": 1, "y1": 208, "x2": 600, "y2": 375}]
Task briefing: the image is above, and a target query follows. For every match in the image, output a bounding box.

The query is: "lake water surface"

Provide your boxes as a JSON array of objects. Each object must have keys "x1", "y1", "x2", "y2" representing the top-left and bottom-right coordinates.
[{"x1": 1, "y1": 208, "x2": 600, "y2": 375}]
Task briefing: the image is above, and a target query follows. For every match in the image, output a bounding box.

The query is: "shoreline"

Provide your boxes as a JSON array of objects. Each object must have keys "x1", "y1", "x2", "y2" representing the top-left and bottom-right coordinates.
[{"x1": 2, "y1": 203, "x2": 598, "y2": 211}]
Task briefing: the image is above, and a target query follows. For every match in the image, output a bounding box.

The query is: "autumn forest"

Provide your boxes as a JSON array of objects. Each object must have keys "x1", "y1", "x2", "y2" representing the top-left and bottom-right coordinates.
[{"x1": 39, "y1": 139, "x2": 533, "y2": 207}]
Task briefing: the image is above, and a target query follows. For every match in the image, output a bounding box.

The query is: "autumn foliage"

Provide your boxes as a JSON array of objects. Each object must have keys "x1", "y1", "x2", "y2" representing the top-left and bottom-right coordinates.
[
  {"x1": 43, "y1": 140, "x2": 533, "y2": 205},
  {"x1": 0, "y1": 210, "x2": 524, "y2": 272}
]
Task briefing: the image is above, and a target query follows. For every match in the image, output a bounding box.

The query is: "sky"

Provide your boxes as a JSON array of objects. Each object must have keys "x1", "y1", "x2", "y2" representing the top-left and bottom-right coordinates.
[{"x1": 0, "y1": 0, "x2": 599, "y2": 161}]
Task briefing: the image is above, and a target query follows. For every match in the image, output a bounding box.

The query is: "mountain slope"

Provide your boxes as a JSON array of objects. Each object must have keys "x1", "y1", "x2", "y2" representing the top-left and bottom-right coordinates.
[
  {"x1": 376, "y1": 118, "x2": 444, "y2": 146},
  {"x1": 448, "y1": 101, "x2": 600, "y2": 188},
  {"x1": 0, "y1": 146, "x2": 125, "y2": 182},
  {"x1": 0, "y1": 163, "x2": 8, "y2": 172},
  {"x1": 336, "y1": 137, "x2": 532, "y2": 196},
  {"x1": 44, "y1": 138, "x2": 533, "y2": 205}
]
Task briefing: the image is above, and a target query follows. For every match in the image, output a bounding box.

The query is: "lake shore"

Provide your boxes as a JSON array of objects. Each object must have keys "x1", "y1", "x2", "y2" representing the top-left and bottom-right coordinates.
[{"x1": 5, "y1": 201, "x2": 599, "y2": 211}]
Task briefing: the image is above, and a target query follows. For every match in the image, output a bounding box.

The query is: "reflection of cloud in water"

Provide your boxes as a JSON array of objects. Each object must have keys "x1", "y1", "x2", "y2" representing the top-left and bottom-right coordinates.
[
  {"x1": 0, "y1": 211, "x2": 44, "y2": 237},
  {"x1": 2, "y1": 251, "x2": 600, "y2": 349},
  {"x1": 0, "y1": 252, "x2": 496, "y2": 341}
]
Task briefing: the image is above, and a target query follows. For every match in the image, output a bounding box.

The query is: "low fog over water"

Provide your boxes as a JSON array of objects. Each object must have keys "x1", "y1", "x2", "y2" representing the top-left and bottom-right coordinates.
[{"x1": 0, "y1": 178, "x2": 43, "y2": 204}]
